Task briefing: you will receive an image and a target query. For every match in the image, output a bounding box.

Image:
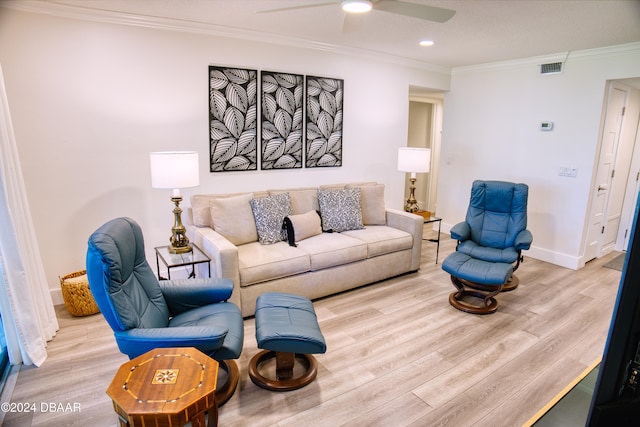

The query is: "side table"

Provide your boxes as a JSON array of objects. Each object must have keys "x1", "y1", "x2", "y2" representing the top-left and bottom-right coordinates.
[
  {"x1": 155, "y1": 243, "x2": 211, "y2": 280},
  {"x1": 107, "y1": 347, "x2": 219, "y2": 427},
  {"x1": 414, "y1": 211, "x2": 442, "y2": 264}
]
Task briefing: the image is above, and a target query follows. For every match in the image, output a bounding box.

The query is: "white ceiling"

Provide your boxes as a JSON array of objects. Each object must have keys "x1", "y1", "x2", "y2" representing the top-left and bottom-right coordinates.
[{"x1": 11, "y1": 0, "x2": 640, "y2": 69}]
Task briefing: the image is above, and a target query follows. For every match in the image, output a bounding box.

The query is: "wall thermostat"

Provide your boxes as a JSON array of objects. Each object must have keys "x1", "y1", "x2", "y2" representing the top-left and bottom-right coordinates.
[{"x1": 540, "y1": 121, "x2": 554, "y2": 131}]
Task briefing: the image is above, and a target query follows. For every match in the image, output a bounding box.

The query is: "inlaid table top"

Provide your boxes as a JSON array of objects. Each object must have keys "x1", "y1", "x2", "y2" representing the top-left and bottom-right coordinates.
[{"x1": 107, "y1": 347, "x2": 218, "y2": 427}]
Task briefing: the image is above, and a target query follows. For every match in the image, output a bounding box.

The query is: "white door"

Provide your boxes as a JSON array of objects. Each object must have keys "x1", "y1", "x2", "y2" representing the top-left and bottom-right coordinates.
[
  {"x1": 621, "y1": 117, "x2": 640, "y2": 250},
  {"x1": 584, "y1": 84, "x2": 628, "y2": 262}
]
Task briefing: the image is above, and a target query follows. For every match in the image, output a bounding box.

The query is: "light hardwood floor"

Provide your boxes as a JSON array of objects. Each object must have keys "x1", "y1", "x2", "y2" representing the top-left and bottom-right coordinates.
[{"x1": 3, "y1": 233, "x2": 623, "y2": 426}]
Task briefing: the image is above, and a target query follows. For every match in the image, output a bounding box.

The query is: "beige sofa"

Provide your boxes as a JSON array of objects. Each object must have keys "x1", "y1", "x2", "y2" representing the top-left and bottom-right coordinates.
[{"x1": 187, "y1": 183, "x2": 423, "y2": 317}]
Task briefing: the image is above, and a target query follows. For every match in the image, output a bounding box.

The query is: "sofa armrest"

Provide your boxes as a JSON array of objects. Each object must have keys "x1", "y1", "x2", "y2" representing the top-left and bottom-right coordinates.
[
  {"x1": 386, "y1": 209, "x2": 423, "y2": 271},
  {"x1": 187, "y1": 226, "x2": 242, "y2": 312}
]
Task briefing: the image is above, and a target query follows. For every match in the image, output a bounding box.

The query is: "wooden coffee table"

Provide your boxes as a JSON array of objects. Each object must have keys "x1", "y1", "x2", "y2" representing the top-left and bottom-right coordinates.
[{"x1": 107, "y1": 347, "x2": 218, "y2": 427}]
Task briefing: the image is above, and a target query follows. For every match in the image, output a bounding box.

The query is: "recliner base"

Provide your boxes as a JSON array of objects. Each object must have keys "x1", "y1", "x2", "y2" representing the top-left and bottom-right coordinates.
[
  {"x1": 501, "y1": 274, "x2": 519, "y2": 291},
  {"x1": 215, "y1": 359, "x2": 239, "y2": 405}
]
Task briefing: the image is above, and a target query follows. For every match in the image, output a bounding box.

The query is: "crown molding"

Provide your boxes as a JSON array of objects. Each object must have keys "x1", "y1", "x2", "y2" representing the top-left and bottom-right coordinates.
[
  {"x1": 568, "y1": 41, "x2": 640, "y2": 60},
  {"x1": 2, "y1": 0, "x2": 451, "y2": 75},
  {"x1": 452, "y1": 41, "x2": 640, "y2": 75}
]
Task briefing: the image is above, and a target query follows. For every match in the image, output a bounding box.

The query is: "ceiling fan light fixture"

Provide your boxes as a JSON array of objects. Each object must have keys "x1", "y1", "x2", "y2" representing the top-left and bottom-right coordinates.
[{"x1": 341, "y1": 0, "x2": 373, "y2": 13}]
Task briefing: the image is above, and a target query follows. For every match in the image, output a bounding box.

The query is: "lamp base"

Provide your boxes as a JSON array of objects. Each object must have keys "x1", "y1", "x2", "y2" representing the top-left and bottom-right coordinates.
[
  {"x1": 404, "y1": 177, "x2": 420, "y2": 213},
  {"x1": 404, "y1": 201, "x2": 420, "y2": 213},
  {"x1": 168, "y1": 243, "x2": 192, "y2": 254},
  {"x1": 168, "y1": 195, "x2": 192, "y2": 254}
]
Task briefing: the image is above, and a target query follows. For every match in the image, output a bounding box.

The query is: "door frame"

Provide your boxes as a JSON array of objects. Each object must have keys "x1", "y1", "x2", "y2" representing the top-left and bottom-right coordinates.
[
  {"x1": 582, "y1": 80, "x2": 640, "y2": 264},
  {"x1": 408, "y1": 93, "x2": 443, "y2": 213},
  {"x1": 617, "y1": 94, "x2": 640, "y2": 251}
]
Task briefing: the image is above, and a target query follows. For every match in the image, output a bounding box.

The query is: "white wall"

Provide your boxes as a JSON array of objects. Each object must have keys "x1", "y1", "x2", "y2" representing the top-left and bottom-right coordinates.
[
  {"x1": 438, "y1": 44, "x2": 640, "y2": 269},
  {"x1": 0, "y1": 7, "x2": 450, "y2": 303}
]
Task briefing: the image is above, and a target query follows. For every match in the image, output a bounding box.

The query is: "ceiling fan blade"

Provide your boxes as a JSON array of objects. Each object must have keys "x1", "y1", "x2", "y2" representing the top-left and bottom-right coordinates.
[
  {"x1": 342, "y1": 13, "x2": 366, "y2": 33},
  {"x1": 374, "y1": 0, "x2": 456, "y2": 23},
  {"x1": 257, "y1": 1, "x2": 337, "y2": 14}
]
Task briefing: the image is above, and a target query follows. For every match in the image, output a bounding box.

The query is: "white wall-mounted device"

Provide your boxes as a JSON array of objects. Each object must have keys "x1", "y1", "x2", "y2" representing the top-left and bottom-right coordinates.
[{"x1": 540, "y1": 121, "x2": 554, "y2": 131}]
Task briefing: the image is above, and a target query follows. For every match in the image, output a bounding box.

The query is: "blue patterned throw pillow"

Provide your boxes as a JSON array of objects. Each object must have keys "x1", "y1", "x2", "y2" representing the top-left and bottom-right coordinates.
[{"x1": 317, "y1": 188, "x2": 364, "y2": 232}]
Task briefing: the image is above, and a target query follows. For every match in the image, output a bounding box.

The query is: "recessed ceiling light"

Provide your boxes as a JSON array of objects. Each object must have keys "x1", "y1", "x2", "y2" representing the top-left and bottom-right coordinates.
[
  {"x1": 341, "y1": 0, "x2": 373, "y2": 13},
  {"x1": 419, "y1": 40, "x2": 435, "y2": 47}
]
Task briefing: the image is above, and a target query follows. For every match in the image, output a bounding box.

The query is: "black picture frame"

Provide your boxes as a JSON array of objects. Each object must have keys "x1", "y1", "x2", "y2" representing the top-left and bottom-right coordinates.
[
  {"x1": 209, "y1": 66, "x2": 258, "y2": 172},
  {"x1": 260, "y1": 71, "x2": 304, "y2": 170},
  {"x1": 305, "y1": 76, "x2": 343, "y2": 168}
]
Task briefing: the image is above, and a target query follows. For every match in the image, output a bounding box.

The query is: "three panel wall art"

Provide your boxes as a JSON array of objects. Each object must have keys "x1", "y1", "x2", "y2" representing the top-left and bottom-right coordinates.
[{"x1": 209, "y1": 66, "x2": 343, "y2": 172}]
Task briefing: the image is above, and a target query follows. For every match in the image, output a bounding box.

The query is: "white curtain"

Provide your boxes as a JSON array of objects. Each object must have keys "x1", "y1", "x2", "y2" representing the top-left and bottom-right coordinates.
[{"x1": 0, "y1": 63, "x2": 58, "y2": 367}]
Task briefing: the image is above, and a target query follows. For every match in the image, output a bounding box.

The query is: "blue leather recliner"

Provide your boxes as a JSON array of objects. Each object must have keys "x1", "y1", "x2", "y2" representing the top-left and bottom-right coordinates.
[
  {"x1": 86, "y1": 217, "x2": 243, "y2": 404},
  {"x1": 442, "y1": 180, "x2": 533, "y2": 313}
]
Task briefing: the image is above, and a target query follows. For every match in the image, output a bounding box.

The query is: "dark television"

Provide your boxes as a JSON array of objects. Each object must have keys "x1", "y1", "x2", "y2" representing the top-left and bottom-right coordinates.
[{"x1": 587, "y1": 193, "x2": 640, "y2": 425}]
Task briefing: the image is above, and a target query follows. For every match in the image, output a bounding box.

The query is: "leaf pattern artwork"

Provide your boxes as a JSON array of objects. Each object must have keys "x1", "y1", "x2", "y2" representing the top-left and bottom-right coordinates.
[
  {"x1": 209, "y1": 66, "x2": 258, "y2": 172},
  {"x1": 261, "y1": 71, "x2": 303, "y2": 170},
  {"x1": 306, "y1": 76, "x2": 343, "y2": 168}
]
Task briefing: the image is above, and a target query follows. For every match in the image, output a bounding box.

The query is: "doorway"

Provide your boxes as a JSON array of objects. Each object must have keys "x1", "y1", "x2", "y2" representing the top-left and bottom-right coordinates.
[
  {"x1": 584, "y1": 79, "x2": 640, "y2": 263},
  {"x1": 406, "y1": 87, "x2": 443, "y2": 214}
]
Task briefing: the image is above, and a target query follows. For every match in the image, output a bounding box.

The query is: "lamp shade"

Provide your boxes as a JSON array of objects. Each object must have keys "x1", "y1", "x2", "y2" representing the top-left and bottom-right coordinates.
[
  {"x1": 397, "y1": 147, "x2": 431, "y2": 173},
  {"x1": 150, "y1": 151, "x2": 200, "y2": 189}
]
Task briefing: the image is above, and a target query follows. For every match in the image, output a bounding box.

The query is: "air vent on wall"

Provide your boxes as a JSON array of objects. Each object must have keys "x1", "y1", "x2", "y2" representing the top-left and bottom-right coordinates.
[{"x1": 540, "y1": 62, "x2": 563, "y2": 75}]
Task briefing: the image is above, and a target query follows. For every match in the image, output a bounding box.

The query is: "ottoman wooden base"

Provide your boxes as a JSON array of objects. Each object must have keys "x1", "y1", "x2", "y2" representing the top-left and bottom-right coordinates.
[
  {"x1": 449, "y1": 276, "x2": 503, "y2": 315},
  {"x1": 251, "y1": 292, "x2": 326, "y2": 392},
  {"x1": 443, "y1": 253, "x2": 513, "y2": 315},
  {"x1": 249, "y1": 350, "x2": 318, "y2": 391}
]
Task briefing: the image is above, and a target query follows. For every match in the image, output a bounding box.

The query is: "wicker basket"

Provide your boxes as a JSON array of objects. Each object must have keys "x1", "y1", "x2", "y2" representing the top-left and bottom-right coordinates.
[{"x1": 60, "y1": 270, "x2": 100, "y2": 317}]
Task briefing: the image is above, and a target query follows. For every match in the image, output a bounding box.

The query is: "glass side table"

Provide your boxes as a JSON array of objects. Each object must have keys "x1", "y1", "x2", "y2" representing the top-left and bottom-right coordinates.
[
  {"x1": 414, "y1": 211, "x2": 442, "y2": 264},
  {"x1": 155, "y1": 244, "x2": 211, "y2": 280}
]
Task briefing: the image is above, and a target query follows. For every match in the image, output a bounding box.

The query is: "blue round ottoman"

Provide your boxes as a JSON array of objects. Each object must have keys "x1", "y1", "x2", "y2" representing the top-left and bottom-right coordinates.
[{"x1": 248, "y1": 292, "x2": 327, "y2": 391}]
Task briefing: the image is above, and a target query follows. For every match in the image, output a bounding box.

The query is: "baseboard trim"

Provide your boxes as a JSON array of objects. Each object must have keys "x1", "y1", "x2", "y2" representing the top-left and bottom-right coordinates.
[{"x1": 525, "y1": 247, "x2": 581, "y2": 270}]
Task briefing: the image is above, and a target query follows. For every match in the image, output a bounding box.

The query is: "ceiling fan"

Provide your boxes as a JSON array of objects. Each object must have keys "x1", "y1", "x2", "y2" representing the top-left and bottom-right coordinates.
[{"x1": 258, "y1": 1, "x2": 456, "y2": 25}]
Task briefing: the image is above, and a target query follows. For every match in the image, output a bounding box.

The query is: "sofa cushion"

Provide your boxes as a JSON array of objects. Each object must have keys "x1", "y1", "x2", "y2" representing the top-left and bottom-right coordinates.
[
  {"x1": 192, "y1": 191, "x2": 266, "y2": 228},
  {"x1": 347, "y1": 183, "x2": 386, "y2": 225},
  {"x1": 270, "y1": 188, "x2": 319, "y2": 215},
  {"x1": 192, "y1": 194, "x2": 214, "y2": 228},
  {"x1": 319, "y1": 182, "x2": 376, "y2": 190},
  {"x1": 342, "y1": 226, "x2": 413, "y2": 258},
  {"x1": 296, "y1": 233, "x2": 367, "y2": 271},
  {"x1": 250, "y1": 192, "x2": 291, "y2": 245},
  {"x1": 317, "y1": 188, "x2": 364, "y2": 232},
  {"x1": 238, "y1": 242, "x2": 310, "y2": 287},
  {"x1": 210, "y1": 193, "x2": 258, "y2": 245},
  {"x1": 283, "y1": 210, "x2": 323, "y2": 246}
]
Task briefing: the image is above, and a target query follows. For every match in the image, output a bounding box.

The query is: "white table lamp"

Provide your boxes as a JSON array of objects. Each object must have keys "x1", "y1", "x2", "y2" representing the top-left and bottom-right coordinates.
[
  {"x1": 150, "y1": 151, "x2": 199, "y2": 253},
  {"x1": 397, "y1": 147, "x2": 431, "y2": 213}
]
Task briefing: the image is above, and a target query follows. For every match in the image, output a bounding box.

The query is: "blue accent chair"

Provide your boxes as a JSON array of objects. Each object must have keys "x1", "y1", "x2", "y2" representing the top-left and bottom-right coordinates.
[
  {"x1": 442, "y1": 181, "x2": 533, "y2": 314},
  {"x1": 86, "y1": 217, "x2": 243, "y2": 404}
]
